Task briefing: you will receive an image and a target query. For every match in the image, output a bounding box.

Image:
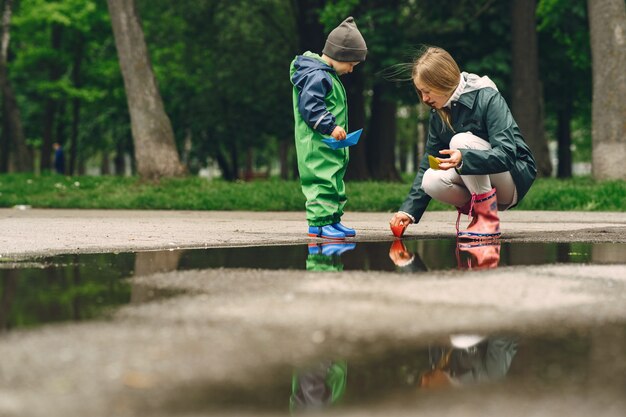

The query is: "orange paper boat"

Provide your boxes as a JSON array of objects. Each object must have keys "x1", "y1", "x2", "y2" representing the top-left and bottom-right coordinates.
[{"x1": 391, "y1": 223, "x2": 407, "y2": 238}]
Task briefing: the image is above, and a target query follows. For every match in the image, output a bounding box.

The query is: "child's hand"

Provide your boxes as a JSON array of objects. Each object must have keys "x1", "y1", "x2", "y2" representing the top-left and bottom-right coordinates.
[
  {"x1": 331, "y1": 126, "x2": 347, "y2": 140},
  {"x1": 437, "y1": 149, "x2": 462, "y2": 170}
]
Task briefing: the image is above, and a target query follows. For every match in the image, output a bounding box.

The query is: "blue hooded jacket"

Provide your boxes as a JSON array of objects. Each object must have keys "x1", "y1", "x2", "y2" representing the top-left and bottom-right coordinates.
[{"x1": 290, "y1": 52, "x2": 345, "y2": 135}]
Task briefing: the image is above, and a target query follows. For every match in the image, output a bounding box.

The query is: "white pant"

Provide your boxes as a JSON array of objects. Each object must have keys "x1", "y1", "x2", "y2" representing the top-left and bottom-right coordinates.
[{"x1": 422, "y1": 132, "x2": 518, "y2": 211}]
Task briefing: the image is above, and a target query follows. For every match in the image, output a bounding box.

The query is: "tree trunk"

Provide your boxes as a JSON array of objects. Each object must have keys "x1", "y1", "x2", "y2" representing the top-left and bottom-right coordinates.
[
  {"x1": 215, "y1": 148, "x2": 234, "y2": 181},
  {"x1": 107, "y1": 0, "x2": 185, "y2": 180},
  {"x1": 0, "y1": 0, "x2": 31, "y2": 172},
  {"x1": 511, "y1": 0, "x2": 552, "y2": 177},
  {"x1": 343, "y1": 69, "x2": 369, "y2": 180},
  {"x1": 40, "y1": 24, "x2": 62, "y2": 172},
  {"x1": 292, "y1": 0, "x2": 325, "y2": 53},
  {"x1": 229, "y1": 141, "x2": 239, "y2": 180},
  {"x1": 101, "y1": 152, "x2": 110, "y2": 175},
  {"x1": 416, "y1": 104, "x2": 428, "y2": 172},
  {"x1": 55, "y1": 101, "x2": 66, "y2": 147},
  {"x1": 588, "y1": 0, "x2": 626, "y2": 180},
  {"x1": 244, "y1": 147, "x2": 253, "y2": 181},
  {"x1": 279, "y1": 139, "x2": 289, "y2": 180},
  {"x1": 70, "y1": 33, "x2": 84, "y2": 176},
  {"x1": 556, "y1": 101, "x2": 572, "y2": 178},
  {"x1": 0, "y1": 103, "x2": 8, "y2": 172},
  {"x1": 114, "y1": 142, "x2": 125, "y2": 175},
  {"x1": 0, "y1": 270, "x2": 17, "y2": 331},
  {"x1": 367, "y1": 82, "x2": 401, "y2": 181}
]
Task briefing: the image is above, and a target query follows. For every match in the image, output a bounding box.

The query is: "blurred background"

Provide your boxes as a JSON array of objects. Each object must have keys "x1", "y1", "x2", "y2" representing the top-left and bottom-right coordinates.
[{"x1": 0, "y1": 0, "x2": 621, "y2": 182}]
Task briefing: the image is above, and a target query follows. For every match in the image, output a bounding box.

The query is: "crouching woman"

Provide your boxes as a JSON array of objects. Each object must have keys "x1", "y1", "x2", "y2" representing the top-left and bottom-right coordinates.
[{"x1": 390, "y1": 46, "x2": 537, "y2": 239}]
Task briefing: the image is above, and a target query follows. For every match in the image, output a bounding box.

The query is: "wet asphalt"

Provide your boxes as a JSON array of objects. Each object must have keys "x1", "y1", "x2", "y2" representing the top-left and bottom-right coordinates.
[{"x1": 0, "y1": 209, "x2": 625, "y2": 417}]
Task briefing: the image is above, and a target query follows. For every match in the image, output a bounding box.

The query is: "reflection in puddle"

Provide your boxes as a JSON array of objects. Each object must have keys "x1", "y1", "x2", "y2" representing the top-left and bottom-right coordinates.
[
  {"x1": 290, "y1": 334, "x2": 517, "y2": 414},
  {"x1": 1, "y1": 240, "x2": 624, "y2": 331},
  {"x1": 291, "y1": 360, "x2": 348, "y2": 412},
  {"x1": 163, "y1": 324, "x2": 625, "y2": 414},
  {"x1": 0, "y1": 253, "x2": 133, "y2": 331},
  {"x1": 290, "y1": 335, "x2": 517, "y2": 412}
]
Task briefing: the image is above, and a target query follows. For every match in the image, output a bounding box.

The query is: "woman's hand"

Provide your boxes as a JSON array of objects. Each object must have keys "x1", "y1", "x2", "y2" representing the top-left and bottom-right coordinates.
[
  {"x1": 437, "y1": 149, "x2": 462, "y2": 170},
  {"x1": 390, "y1": 212, "x2": 412, "y2": 228},
  {"x1": 331, "y1": 126, "x2": 347, "y2": 140}
]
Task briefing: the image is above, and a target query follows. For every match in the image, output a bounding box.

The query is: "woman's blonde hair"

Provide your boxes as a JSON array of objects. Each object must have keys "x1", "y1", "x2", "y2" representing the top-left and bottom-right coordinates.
[{"x1": 412, "y1": 46, "x2": 460, "y2": 131}]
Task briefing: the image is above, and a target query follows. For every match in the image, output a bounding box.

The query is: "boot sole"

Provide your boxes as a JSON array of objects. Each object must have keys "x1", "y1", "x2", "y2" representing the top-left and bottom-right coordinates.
[
  {"x1": 457, "y1": 232, "x2": 501, "y2": 240},
  {"x1": 308, "y1": 233, "x2": 346, "y2": 240}
]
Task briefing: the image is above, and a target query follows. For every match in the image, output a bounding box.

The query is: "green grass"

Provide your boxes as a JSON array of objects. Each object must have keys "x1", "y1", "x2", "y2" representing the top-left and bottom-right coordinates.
[{"x1": 1, "y1": 173, "x2": 625, "y2": 212}]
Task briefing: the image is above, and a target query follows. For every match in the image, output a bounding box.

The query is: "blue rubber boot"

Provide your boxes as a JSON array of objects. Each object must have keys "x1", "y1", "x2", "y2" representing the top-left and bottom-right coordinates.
[
  {"x1": 331, "y1": 222, "x2": 356, "y2": 237},
  {"x1": 321, "y1": 242, "x2": 356, "y2": 256},
  {"x1": 308, "y1": 243, "x2": 322, "y2": 255},
  {"x1": 308, "y1": 225, "x2": 346, "y2": 240}
]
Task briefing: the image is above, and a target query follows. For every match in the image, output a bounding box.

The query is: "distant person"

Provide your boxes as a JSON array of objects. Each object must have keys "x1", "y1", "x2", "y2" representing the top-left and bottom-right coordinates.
[
  {"x1": 53, "y1": 142, "x2": 65, "y2": 175},
  {"x1": 290, "y1": 17, "x2": 367, "y2": 240},
  {"x1": 390, "y1": 46, "x2": 537, "y2": 240}
]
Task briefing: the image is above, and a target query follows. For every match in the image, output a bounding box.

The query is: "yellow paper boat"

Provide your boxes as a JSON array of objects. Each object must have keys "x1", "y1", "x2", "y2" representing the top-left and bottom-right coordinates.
[{"x1": 428, "y1": 155, "x2": 440, "y2": 170}]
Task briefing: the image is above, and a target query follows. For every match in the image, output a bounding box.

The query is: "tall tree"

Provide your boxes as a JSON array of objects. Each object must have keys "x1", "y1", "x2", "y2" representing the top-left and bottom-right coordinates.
[
  {"x1": 342, "y1": 69, "x2": 369, "y2": 180},
  {"x1": 40, "y1": 23, "x2": 62, "y2": 172},
  {"x1": 588, "y1": 0, "x2": 626, "y2": 180},
  {"x1": 106, "y1": 0, "x2": 185, "y2": 179},
  {"x1": 537, "y1": 0, "x2": 591, "y2": 178},
  {"x1": 0, "y1": 0, "x2": 31, "y2": 172},
  {"x1": 511, "y1": 0, "x2": 552, "y2": 177}
]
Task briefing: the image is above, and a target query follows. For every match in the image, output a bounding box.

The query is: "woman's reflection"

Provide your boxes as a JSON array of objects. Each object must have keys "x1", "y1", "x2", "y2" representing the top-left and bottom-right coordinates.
[
  {"x1": 388, "y1": 240, "x2": 428, "y2": 272},
  {"x1": 456, "y1": 241, "x2": 501, "y2": 270},
  {"x1": 420, "y1": 335, "x2": 517, "y2": 388}
]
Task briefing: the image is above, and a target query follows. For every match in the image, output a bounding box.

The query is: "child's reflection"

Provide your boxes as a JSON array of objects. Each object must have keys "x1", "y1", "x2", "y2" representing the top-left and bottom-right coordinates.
[
  {"x1": 290, "y1": 360, "x2": 348, "y2": 413},
  {"x1": 306, "y1": 243, "x2": 356, "y2": 271}
]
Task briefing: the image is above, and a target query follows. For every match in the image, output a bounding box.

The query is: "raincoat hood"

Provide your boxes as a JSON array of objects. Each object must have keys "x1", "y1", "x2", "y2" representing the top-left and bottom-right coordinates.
[
  {"x1": 290, "y1": 51, "x2": 334, "y2": 87},
  {"x1": 445, "y1": 72, "x2": 498, "y2": 108}
]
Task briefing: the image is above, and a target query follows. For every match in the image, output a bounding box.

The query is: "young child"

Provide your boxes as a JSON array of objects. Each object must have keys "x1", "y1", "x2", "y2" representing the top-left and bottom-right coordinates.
[{"x1": 290, "y1": 17, "x2": 367, "y2": 239}]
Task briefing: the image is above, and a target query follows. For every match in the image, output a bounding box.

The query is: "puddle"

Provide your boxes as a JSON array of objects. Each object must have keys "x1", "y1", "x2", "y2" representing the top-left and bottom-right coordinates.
[
  {"x1": 156, "y1": 323, "x2": 626, "y2": 414},
  {"x1": 1, "y1": 239, "x2": 624, "y2": 331},
  {"x1": 0, "y1": 253, "x2": 133, "y2": 331}
]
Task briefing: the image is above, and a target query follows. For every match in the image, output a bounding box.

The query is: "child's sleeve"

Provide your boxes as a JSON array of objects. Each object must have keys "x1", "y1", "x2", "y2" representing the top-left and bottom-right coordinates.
[{"x1": 293, "y1": 70, "x2": 337, "y2": 135}]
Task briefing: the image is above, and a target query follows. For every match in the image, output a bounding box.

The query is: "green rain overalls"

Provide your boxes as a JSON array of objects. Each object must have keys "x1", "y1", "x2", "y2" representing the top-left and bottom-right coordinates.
[{"x1": 290, "y1": 52, "x2": 349, "y2": 227}]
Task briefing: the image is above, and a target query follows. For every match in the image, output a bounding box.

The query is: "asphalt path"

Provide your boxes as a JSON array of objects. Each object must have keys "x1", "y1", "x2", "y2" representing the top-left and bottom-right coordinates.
[
  {"x1": 0, "y1": 208, "x2": 625, "y2": 417},
  {"x1": 2, "y1": 208, "x2": 626, "y2": 257}
]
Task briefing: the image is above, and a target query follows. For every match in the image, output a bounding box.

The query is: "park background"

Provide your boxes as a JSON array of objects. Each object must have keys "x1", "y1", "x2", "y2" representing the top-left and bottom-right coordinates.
[{"x1": 0, "y1": 0, "x2": 625, "y2": 211}]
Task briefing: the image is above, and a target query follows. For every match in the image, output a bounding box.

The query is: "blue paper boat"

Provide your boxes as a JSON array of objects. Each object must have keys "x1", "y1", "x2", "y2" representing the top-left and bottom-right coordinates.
[{"x1": 322, "y1": 129, "x2": 363, "y2": 150}]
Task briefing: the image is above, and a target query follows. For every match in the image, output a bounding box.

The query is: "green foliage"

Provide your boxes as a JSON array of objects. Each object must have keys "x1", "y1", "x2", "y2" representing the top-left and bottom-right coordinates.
[
  {"x1": 2, "y1": 174, "x2": 624, "y2": 212},
  {"x1": 517, "y1": 177, "x2": 626, "y2": 211},
  {"x1": 136, "y1": 0, "x2": 297, "y2": 177},
  {"x1": 1, "y1": 0, "x2": 595, "y2": 177},
  {"x1": 11, "y1": 0, "x2": 128, "y2": 161}
]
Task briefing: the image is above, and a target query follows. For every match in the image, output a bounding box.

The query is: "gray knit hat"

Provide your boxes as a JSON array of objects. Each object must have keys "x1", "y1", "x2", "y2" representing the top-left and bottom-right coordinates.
[{"x1": 322, "y1": 17, "x2": 367, "y2": 62}]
